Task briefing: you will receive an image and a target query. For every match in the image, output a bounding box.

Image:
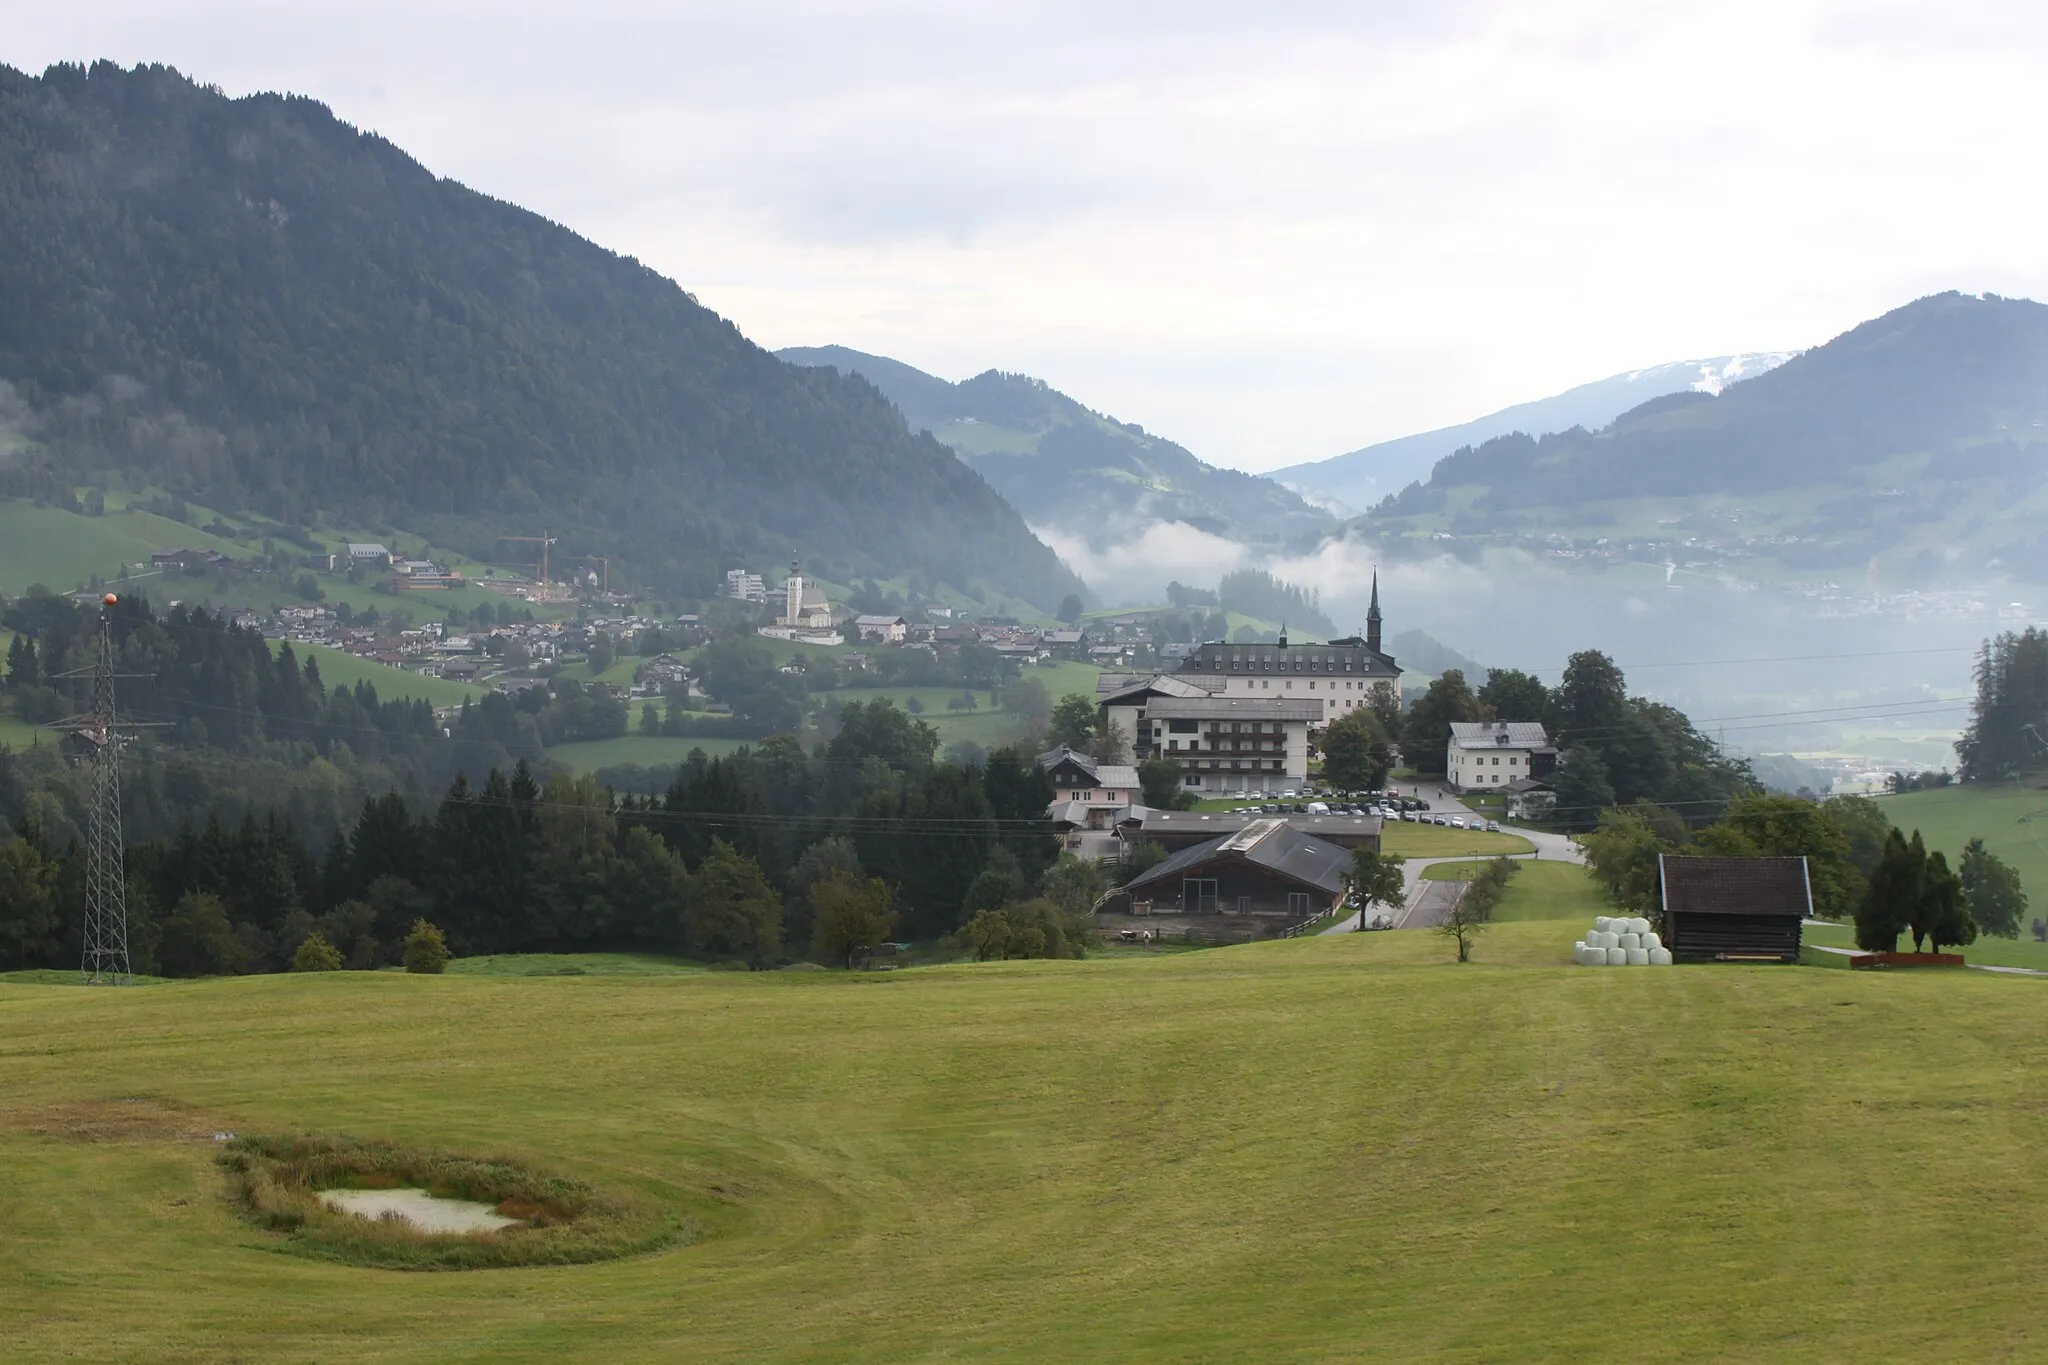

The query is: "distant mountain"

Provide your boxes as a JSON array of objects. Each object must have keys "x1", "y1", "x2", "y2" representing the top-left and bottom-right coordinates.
[
  {"x1": 779, "y1": 346, "x2": 1333, "y2": 549},
  {"x1": 1367, "y1": 293, "x2": 2048, "y2": 582},
  {"x1": 1275, "y1": 354, "x2": 1795, "y2": 512},
  {"x1": 0, "y1": 62, "x2": 1084, "y2": 611}
]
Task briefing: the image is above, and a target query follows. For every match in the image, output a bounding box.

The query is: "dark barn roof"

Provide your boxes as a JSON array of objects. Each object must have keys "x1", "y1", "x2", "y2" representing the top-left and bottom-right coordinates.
[
  {"x1": 1659, "y1": 856, "x2": 1813, "y2": 918},
  {"x1": 1124, "y1": 820, "x2": 1352, "y2": 899}
]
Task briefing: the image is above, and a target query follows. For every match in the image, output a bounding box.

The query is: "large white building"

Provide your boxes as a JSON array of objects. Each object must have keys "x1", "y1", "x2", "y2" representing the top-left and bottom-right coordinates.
[
  {"x1": 1166, "y1": 574, "x2": 1401, "y2": 724},
  {"x1": 1141, "y1": 695, "x2": 1321, "y2": 793},
  {"x1": 724, "y1": 568, "x2": 766, "y2": 603},
  {"x1": 1447, "y1": 720, "x2": 1556, "y2": 792}
]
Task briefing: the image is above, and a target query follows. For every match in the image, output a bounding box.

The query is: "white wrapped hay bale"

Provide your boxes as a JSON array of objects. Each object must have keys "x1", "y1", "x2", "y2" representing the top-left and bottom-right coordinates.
[
  {"x1": 1649, "y1": 947, "x2": 1673, "y2": 966},
  {"x1": 1574, "y1": 943, "x2": 1594, "y2": 965},
  {"x1": 1606, "y1": 947, "x2": 1627, "y2": 965},
  {"x1": 1595, "y1": 916, "x2": 1614, "y2": 933},
  {"x1": 1617, "y1": 932, "x2": 1641, "y2": 950},
  {"x1": 1625, "y1": 947, "x2": 1649, "y2": 966},
  {"x1": 1641, "y1": 932, "x2": 1662, "y2": 952},
  {"x1": 1627, "y1": 917, "x2": 1651, "y2": 936}
]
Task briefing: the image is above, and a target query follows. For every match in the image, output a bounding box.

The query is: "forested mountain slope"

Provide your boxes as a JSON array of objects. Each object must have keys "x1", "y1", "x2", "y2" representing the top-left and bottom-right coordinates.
[
  {"x1": 1367, "y1": 293, "x2": 2048, "y2": 581},
  {"x1": 0, "y1": 62, "x2": 1083, "y2": 610},
  {"x1": 780, "y1": 345, "x2": 1332, "y2": 549}
]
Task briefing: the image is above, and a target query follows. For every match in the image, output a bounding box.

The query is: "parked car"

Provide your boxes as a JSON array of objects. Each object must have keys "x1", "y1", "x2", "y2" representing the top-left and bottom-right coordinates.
[{"x1": 1486, "y1": 820, "x2": 1502, "y2": 833}]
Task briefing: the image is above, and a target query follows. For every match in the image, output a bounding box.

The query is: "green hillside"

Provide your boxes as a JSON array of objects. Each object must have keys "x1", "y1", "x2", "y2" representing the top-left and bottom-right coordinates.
[
  {"x1": 5, "y1": 930, "x2": 2047, "y2": 1360},
  {"x1": 1870, "y1": 783, "x2": 2048, "y2": 902},
  {"x1": 0, "y1": 62, "x2": 1082, "y2": 612},
  {"x1": 780, "y1": 345, "x2": 1332, "y2": 550},
  {"x1": 282, "y1": 641, "x2": 488, "y2": 709}
]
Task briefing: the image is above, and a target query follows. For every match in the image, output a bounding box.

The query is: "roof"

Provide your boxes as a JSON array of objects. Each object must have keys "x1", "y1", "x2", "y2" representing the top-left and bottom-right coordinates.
[
  {"x1": 1500, "y1": 776, "x2": 1554, "y2": 794},
  {"x1": 1091, "y1": 765, "x2": 1140, "y2": 790},
  {"x1": 1126, "y1": 810, "x2": 1384, "y2": 839},
  {"x1": 1036, "y1": 747, "x2": 1137, "y2": 789},
  {"x1": 1124, "y1": 822, "x2": 1353, "y2": 898},
  {"x1": 853, "y1": 614, "x2": 905, "y2": 626},
  {"x1": 1098, "y1": 673, "x2": 1219, "y2": 706},
  {"x1": 1658, "y1": 855, "x2": 1814, "y2": 918},
  {"x1": 346, "y1": 542, "x2": 390, "y2": 555},
  {"x1": 1449, "y1": 721, "x2": 1552, "y2": 750},
  {"x1": 1145, "y1": 696, "x2": 1323, "y2": 722}
]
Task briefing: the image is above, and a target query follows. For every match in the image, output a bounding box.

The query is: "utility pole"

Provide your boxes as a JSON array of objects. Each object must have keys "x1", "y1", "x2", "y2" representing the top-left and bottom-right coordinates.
[{"x1": 51, "y1": 595, "x2": 144, "y2": 984}]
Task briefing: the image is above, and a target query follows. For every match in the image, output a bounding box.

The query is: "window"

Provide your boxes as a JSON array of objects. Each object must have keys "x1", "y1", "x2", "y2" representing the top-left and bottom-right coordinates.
[
  {"x1": 1237, "y1": 896, "x2": 1251, "y2": 914},
  {"x1": 1184, "y1": 878, "x2": 1220, "y2": 913},
  {"x1": 1287, "y1": 892, "x2": 1310, "y2": 916}
]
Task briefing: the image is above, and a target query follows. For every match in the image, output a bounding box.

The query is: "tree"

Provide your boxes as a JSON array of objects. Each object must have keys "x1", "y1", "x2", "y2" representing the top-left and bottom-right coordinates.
[
  {"x1": 966, "y1": 908, "x2": 1016, "y2": 961},
  {"x1": 1823, "y1": 795, "x2": 1895, "y2": 879},
  {"x1": 158, "y1": 891, "x2": 251, "y2": 977},
  {"x1": 1957, "y1": 627, "x2": 2048, "y2": 781},
  {"x1": 811, "y1": 873, "x2": 897, "y2": 967},
  {"x1": 1478, "y1": 668, "x2": 1548, "y2": 722},
  {"x1": 1345, "y1": 848, "x2": 1406, "y2": 929},
  {"x1": 1436, "y1": 879, "x2": 1491, "y2": 962},
  {"x1": 1320, "y1": 710, "x2": 1391, "y2": 791},
  {"x1": 1910, "y1": 850, "x2": 1974, "y2": 954},
  {"x1": 1855, "y1": 829, "x2": 1921, "y2": 952},
  {"x1": 1049, "y1": 693, "x2": 1098, "y2": 750},
  {"x1": 291, "y1": 932, "x2": 344, "y2": 972},
  {"x1": 587, "y1": 633, "x2": 615, "y2": 676},
  {"x1": 1580, "y1": 801, "x2": 1685, "y2": 920},
  {"x1": 1547, "y1": 650, "x2": 1629, "y2": 749},
  {"x1": 1959, "y1": 837, "x2": 2028, "y2": 939},
  {"x1": 1399, "y1": 669, "x2": 1482, "y2": 776},
  {"x1": 690, "y1": 839, "x2": 783, "y2": 968},
  {"x1": 403, "y1": 918, "x2": 451, "y2": 973},
  {"x1": 828, "y1": 698, "x2": 939, "y2": 770},
  {"x1": 1040, "y1": 855, "x2": 1110, "y2": 919},
  {"x1": 788, "y1": 836, "x2": 864, "y2": 951},
  {"x1": 0, "y1": 818, "x2": 62, "y2": 971},
  {"x1": 1548, "y1": 746, "x2": 1617, "y2": 830},
  {"x1": 1138, "y1": 758, "x2": 1195, "y2": 810},
  {"x1": 1057, "y1": 593, "x2": 1085, "y2": 624},
  {"x1": 1693, "y1": 793, "x2": 1860, "y2": 921},
  {"x1": 4, "y1": 631, "x2": 37, "y2": 689}
]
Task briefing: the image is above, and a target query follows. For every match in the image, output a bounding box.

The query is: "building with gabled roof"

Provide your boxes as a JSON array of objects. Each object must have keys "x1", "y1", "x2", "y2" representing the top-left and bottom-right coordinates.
[
  {"x1": 1658, "y1": 855, "x2": 1811, "y2": 963},
  {"x1": 1448, "y1": 720, "x2": 1556, "y2": 793},
  {"x1": 1122, "y1": 819, "x2": 1351, "y2": 922},
  {"x1": 1142, "y1": 695, "x2": 1319, "y2": 794}
]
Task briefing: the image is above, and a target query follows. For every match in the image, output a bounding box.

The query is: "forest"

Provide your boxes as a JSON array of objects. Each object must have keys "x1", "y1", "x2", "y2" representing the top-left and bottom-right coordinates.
[
  {"x1": 1956, "y1": 627, "x2": 2048, "y2": 781},
  {"x1": 0, "y1": 61, "x2": 1083, "y2": 609}
]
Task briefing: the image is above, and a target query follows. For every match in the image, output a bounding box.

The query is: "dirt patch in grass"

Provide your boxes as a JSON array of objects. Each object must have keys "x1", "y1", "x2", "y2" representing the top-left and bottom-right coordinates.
[
  {"x1": 217, "y1": 1133, "x2": 693, "y2": 1270},
  {"x1": 0, "y1": 1096, "x2": 224, "y2": 1143}
]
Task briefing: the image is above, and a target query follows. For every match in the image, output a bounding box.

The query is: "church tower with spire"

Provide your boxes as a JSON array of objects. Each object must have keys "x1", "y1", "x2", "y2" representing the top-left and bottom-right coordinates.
[{"x1": 1366, "y1": 571, "x2": 1383, "y2": 656}]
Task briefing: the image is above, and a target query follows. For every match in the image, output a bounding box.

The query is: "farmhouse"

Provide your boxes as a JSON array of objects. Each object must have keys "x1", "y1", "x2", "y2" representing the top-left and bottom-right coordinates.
[
  {"x1": 853, "y1": 614, "x2": 908, "y2": 643},
  {"x1": 1448, "y1": 720, "x2": 1556, "y2": 793},
  {"x1": 1658, "y1": 855, "x2": 1811, "y2": 963},
  {"x1": 1037, "y1": 746, "x2": 1141, "y2": 807},
  {"x1": 1122, "y1": 819, "x2": 1351, "y2": 921}
]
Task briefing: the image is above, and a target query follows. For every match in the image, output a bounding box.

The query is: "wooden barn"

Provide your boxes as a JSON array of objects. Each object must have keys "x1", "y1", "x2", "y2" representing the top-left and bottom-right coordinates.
[
  {"x1": 1658, "y1": 855, "x2": 1812, "y2": 963},
  {"x1": 1121, "y1": 819, "x2": 1351, "y2": 922}
]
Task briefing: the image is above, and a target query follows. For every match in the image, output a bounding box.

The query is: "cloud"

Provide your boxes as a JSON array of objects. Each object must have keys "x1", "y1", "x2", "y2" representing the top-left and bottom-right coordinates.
[
  {"x1": 12, "y1": 2, "x2": 2048, "y2": 472},
  {"x1": 1033, "y1": 519, "x2": 1251, "y2": 602}
]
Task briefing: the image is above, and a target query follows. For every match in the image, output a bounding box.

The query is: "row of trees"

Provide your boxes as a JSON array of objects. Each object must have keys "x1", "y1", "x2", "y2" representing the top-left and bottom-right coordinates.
[{"x1": 1956, "y1": 627, "x2": 2048, "y2": 782}]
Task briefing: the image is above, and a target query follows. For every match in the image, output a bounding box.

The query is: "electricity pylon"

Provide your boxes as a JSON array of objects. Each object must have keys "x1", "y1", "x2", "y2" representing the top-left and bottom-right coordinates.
[{"x1": 50, "y1": 594, "x2": 146, "y2": 984}]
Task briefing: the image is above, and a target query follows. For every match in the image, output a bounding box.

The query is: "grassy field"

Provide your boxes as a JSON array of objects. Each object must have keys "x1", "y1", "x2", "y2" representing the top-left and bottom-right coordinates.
[
  {"x1": 444, "y1": 952, "x2": 709, "y2": 977},
  {"x1": 0, "y1": 499, "x2": 246, "y2": 595},
  {"x1": 1381, "y1": 823, "x2": 1534, "y2": 858},
  {"x1": 4, "y1": 927, "x2": 2048, "y2": 1360},
  {"x1": 1871, "y1": 783, "x2": 2048, "y2": 901},
  {"x1": 1418, "y1": 861, "x2": 1601, "y2": 922}
]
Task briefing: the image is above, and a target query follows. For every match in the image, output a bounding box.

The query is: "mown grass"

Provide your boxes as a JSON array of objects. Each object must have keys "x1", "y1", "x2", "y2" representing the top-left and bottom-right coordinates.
[
  {"x1": 443, "y1": 952, "x2": 708, "y2": 977},
  {"x1": 3, "y1": 929, "x2": 2047, "y2": 1360},
  {"x1": 1381, "y1": 822, "x2": 1533, "y2": 858},
  {"x1": 1417, "y1": 860, "x2": 1600, "y2": 922}
]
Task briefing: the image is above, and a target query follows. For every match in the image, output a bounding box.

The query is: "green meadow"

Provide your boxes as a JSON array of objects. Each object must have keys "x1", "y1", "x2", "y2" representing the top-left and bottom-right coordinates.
[
  {"x1": 4, "y1": 924, "x2": 2045, "y2": 1362},
  {"x1": 1871, "y1": 783, "x2": 2048, "y2": 900}
]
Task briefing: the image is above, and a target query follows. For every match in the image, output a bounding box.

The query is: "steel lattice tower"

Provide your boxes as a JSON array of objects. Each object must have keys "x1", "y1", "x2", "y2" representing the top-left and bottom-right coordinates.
[{"x1": 80, "y1": 597, "x2": 131, "y2": 985}]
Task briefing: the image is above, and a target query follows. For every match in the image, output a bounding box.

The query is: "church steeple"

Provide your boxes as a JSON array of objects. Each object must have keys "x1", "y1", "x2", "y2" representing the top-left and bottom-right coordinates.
[{"x1": 1366, "y1": 571, "x2": 1382, "y2": 655}]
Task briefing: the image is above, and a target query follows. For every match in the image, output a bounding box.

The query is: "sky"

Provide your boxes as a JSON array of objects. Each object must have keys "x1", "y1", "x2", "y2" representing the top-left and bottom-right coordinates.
[{"x1": 14, "y1": 1, "x2": 2048, "y2": 473}]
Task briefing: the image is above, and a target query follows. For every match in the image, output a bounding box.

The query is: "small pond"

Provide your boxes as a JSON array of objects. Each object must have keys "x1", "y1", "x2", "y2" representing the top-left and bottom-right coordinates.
[{"x1": 319, "y1": 1187, "x2": 521, "y2": 1234}]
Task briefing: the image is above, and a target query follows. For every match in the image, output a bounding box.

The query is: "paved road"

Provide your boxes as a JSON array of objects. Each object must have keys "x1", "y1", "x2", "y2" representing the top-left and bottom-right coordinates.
[{"x1": 1321, "y1": 818, "x2": 1583, "y2": 935}]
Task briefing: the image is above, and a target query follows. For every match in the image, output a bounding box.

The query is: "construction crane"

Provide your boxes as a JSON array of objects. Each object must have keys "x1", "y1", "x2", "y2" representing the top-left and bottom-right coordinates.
[{"x1": 497, "y1": 531, "x2": 556, "y2": 588}]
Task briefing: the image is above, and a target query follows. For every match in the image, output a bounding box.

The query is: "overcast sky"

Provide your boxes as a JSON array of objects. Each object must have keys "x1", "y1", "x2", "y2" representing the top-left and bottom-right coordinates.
[{"x1": 15, "y1": 1, "x2": 2048, "y2": 473}]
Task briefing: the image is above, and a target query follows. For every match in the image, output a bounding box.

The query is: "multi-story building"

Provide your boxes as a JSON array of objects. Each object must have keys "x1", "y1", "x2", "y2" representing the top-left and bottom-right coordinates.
[
  {"x1": 1141, "y1": 695, "x2": 1321, "y2": 793},
  {"x1": 723, "y1": 568, "x2": 767, "y2": 603}
]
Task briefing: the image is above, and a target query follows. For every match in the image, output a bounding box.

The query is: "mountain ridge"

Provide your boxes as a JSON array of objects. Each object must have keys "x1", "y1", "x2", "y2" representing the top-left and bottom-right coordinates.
[
  {"x1": 1277, "y1": 353, "x2": 1796, "y2": 512},
  {"x1": 779, "y1": 345, "x2": 1333, "y2": 550},
  {"x1": 0, "y1": 61, "x2": 1084, "y2": 610}
]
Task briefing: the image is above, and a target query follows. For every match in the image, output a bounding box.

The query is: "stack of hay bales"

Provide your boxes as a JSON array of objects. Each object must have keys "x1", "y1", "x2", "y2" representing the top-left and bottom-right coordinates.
[{"x1": 1574, "y1": 915, "x2": 1674, "y2": 966}]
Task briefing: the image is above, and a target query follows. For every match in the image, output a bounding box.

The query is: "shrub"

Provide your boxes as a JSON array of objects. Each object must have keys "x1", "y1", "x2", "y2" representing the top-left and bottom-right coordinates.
[
  {"x1": 402, "y1": 919, "x2": 450, "y2": 974},
  {"x1": 291, "y1": 933, "x2": 343, "y2": 972}
]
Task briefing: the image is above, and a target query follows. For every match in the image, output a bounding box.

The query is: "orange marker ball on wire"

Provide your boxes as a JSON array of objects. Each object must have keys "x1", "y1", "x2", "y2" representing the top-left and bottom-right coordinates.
[{"x1": 103, "y1": 593, "x2": 118, "y2": 606}]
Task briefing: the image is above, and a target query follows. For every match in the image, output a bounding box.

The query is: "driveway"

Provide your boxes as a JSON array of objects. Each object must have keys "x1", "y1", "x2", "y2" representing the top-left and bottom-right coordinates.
[{"x1": 1320, "y1": 820, "x2": 1581, "y2": 935}]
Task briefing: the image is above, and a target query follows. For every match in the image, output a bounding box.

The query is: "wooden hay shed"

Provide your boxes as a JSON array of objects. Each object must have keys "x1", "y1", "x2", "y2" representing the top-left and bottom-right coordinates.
[{"x1": 1658, "y1": 855, "x2": 1811, "y2": 963}]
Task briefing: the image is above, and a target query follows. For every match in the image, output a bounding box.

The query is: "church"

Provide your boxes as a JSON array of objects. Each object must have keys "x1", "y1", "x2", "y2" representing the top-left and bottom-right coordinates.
[{"x1": 1094, "y1": 574, "x2": 1402, "y2": 794}]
